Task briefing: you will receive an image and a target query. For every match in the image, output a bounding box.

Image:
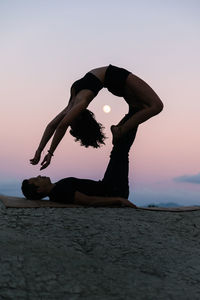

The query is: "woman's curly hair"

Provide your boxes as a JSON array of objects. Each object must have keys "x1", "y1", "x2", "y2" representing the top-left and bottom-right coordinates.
[{"x1": 69, "y1": 109, "x2": 106, "y2": 148}]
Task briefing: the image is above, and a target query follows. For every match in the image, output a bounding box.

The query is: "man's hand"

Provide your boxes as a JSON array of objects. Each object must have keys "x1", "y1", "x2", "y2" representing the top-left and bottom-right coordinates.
[
  {"x1": 40, "y1": 153, "x2": 52, "y2": 170},
  {"x1": 120, "y1": 198, "x2": 137, "y2": 208},
  {"x1": 30, "y1": 150, "x2": 41, "y2": 165}
]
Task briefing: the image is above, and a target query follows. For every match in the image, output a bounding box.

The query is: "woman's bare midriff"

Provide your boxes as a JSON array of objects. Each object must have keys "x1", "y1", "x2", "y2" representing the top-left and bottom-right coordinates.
[
  {"x1": 90, "y1": 67, "x2": 141, "y2": 108},
  {"x1": 89, "y1": 66, "x2": 108, "y2": 83}
]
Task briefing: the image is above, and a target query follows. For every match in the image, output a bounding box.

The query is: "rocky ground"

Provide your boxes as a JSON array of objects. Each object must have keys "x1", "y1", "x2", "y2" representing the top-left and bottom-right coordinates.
[{"x1": 1, "y1": 200, "x2": 200, "y2": 300}]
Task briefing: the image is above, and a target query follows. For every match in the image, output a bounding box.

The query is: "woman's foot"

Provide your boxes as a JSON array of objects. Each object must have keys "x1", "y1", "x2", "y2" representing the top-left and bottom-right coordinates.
[{"x1": 111, "y1": 125, "x2": 123, "y2": 144}]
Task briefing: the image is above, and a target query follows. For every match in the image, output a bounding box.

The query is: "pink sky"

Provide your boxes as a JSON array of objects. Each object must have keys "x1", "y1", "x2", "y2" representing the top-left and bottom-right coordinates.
[{"x1": 1, "y1": 1, "x2": 200, "y2": 205}]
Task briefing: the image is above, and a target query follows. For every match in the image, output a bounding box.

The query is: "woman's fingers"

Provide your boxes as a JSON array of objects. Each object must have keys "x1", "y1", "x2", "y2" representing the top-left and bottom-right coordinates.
[
  {"x1": 30, "y1": 158, "x2": 40, "y2": 165},
  {"x1": 40, "y1": 154, "x2": 51, "y2": 170},
  {"x1": 30, "y1": 151, "x2": 51, "y2": 169},
  {"x1": 40, "y1": 163, "x2": 49, "y2": 170},
  {"x1": 30, "y1": 158, "x2": 39, "y2": 165},
  {"x1": 30, "y1": 151, "x2": 41, "y2": 165}
]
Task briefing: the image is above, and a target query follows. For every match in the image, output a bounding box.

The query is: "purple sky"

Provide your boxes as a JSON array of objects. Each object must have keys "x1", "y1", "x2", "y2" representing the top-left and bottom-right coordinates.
[{"x1": 1, "y1": 0, "x2": 200, "y2": 205}]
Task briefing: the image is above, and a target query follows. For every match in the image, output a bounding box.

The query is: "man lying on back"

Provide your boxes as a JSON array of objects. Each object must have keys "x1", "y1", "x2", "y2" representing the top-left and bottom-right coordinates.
[{"x1": 21, "y1": 107, "x2": 139, "y2": 208}]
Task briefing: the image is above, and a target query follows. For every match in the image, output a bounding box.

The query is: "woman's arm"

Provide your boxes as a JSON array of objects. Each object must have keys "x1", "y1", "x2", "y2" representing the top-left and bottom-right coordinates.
[
  {"x1": 74, "y1": 191, "x2": 137, "y2": 208},
  {"x1": 30, "y1": 106, "x2": 69, "y2": 165},
  {"x1": 39, "y1": 99, "x2": 89, "y2": 170},
  {"x1": 49, "y1": 100, "x2": 88, "y2": 153}
]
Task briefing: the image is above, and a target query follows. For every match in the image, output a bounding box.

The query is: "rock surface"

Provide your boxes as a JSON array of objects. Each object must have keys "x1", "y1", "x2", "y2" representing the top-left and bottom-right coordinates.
[{"x1": 1, "y1": 200, "x2": 200, "y2": 299}]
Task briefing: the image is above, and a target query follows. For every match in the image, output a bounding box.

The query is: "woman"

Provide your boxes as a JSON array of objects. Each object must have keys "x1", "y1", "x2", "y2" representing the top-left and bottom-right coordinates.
[{"x1": 30, "y1": 64, "x2": 163, "y2": 170}]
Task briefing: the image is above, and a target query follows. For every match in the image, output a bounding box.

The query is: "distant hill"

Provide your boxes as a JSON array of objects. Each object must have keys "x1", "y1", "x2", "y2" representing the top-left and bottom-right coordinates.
[{"x1": 146, "y1": 202, "x2": 181, "y2": 208}]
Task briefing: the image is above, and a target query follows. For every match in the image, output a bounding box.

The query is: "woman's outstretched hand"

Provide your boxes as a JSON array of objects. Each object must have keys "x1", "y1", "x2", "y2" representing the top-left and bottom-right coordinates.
[
  {"x1": 30, "y1": 150, "x2": 52, "y2": 170},
  {"x1": 40, "y1": 153, "x2": 52, "y2": 170},
  {"x1": 30, "y1": 150, "x2": 41, "y2": 165}
]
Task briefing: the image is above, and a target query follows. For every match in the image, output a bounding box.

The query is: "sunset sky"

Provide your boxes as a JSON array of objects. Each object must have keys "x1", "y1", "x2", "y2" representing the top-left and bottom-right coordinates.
[{"x1": 1, "y1": 0, "x2": 200, "y2": 205}]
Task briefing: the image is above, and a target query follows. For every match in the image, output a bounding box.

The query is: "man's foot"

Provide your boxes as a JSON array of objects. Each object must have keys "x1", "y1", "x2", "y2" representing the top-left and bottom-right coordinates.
[{"x1": 111, "y1": 125, "x2": 122, "y2": 144}]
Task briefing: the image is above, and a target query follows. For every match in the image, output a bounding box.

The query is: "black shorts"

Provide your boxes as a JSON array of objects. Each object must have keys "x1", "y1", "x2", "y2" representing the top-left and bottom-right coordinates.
[
  {"x1": 71, "y1": 72, "x2": 103, "y2": 97},
  {"x1": 104, "y1": 65, "x2": 131, "y2": 97}
]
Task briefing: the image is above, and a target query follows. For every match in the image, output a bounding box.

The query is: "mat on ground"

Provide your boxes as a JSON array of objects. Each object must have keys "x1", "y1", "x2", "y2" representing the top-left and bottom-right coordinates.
[{"x1": 1, "y1": 195, "x2": 200, "y2": 211}]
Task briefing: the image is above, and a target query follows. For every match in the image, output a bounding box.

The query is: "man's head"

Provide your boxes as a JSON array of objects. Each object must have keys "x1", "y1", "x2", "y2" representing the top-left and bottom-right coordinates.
[{"x1": 21, "y1": 176, "x2": 53, "y2": 200}]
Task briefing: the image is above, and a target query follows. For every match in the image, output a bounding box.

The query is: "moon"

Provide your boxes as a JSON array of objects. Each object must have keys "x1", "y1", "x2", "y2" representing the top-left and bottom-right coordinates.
[{"x1": 103, "y1": 105, "x2": 111, "y2": 113}]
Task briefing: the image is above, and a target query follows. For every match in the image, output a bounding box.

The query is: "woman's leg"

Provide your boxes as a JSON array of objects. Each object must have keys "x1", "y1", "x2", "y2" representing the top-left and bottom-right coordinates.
[{"x1": 112, "y1": 74, "x2": 163, "y2": 143}]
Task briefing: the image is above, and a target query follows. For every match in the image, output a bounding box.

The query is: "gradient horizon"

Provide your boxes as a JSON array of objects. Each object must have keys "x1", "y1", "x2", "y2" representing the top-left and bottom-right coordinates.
[{"x1": 1, "y1": 0, "x2": 200, "y2": 205}]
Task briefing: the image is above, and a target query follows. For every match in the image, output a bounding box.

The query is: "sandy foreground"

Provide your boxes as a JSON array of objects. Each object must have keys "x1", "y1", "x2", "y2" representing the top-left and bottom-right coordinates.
[{"x1": 1, "y1": 199, "x2": 200, "y2": 300}]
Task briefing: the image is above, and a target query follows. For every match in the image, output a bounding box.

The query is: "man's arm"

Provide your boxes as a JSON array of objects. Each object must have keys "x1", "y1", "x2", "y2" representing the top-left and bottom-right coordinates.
[{"x1": 74, "y1": 191, "x2": 137, "y2": 208}]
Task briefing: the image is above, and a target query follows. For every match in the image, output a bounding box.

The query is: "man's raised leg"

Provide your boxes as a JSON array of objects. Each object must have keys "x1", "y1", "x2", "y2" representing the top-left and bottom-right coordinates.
[{"x1": 102, "y1": 106, "x2": 139, "y2": 198}]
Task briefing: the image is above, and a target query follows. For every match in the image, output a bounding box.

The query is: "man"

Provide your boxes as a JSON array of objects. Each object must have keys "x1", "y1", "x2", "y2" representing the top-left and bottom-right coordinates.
[{"x1": 22, "y1": 107, "x2": 139, "y2": 208}]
